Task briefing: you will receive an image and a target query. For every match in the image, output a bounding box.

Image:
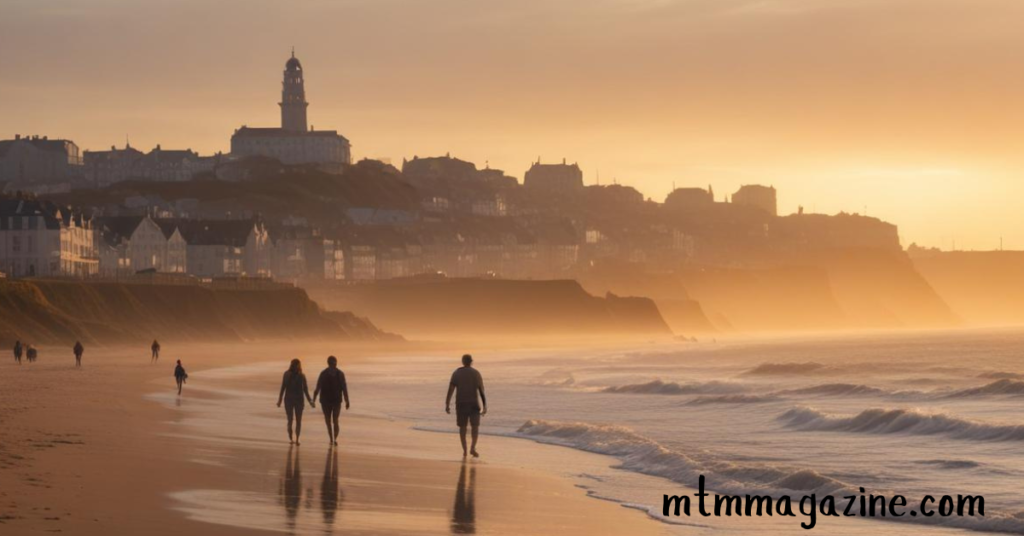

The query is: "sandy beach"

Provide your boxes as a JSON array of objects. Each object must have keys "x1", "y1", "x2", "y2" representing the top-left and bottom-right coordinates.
[{"x1": 0, "y1": 341, "x2": 665, "y2": 536}]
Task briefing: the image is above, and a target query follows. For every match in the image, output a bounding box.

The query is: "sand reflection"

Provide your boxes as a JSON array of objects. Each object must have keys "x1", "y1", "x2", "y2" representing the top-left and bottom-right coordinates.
[{"x1": 451, "y1": 463, "x2": 476, "y2": 534}]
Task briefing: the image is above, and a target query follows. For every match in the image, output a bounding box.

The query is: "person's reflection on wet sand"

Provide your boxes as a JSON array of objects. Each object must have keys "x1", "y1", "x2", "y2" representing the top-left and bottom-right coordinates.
[
  {"x1": 451, "y1": 463, "x2": 476, "y2": 534},
  {"x1": 280, "y1": 446, "x2": 302, "y2": 530},
  {"x1": 320, "y1": 447, "x2": 344, "y2": 527}
]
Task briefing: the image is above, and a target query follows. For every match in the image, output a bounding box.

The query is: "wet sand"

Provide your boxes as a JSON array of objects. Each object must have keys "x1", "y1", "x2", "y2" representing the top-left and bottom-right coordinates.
[{"x1": 0, "y1": 341, "x2": 664, "y2": 535}]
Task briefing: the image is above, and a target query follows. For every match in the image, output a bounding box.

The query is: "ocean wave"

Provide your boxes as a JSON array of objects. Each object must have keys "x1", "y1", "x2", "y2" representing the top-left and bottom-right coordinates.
[
  {"x1": 742, "y1": 362, "x2": 830, "y2": 376},
  {"x1": 778, "y1": 383, "x2": 888, "y2": 397},
  {"x1": 914, "y1": 459, "x2": 981, "y2": 470},
  {"x1": 946, "y1": 379, "x2": 1024, "y2": 398},
  {"x1": 601, "y1": 379, "x2": 746, "y2": 395},
  {"x1": 515, "y1": 420, "x2": 850, "y2": 495},
  {"x1": 534, "y1": 368, "x2": 576, "y2": 387},
  {"x1": 778, "y1": 407, "x2": 1024, "y2": 442},
  {"x1": 686, "y1": 394, "x2": 781, "y2": 406},
  {"x1": 517, "y1": 418, "x2": 1024, "y2": 533}
]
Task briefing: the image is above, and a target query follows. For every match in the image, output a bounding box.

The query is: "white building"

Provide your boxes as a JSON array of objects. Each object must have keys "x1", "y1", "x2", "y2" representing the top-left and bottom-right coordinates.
[
  {"x1": 0, "y1": 198, "x2": 98, "y2": 278},
  {"x1": 94, "y1": 215, "x2": 187, "y2": 276},
  {"x1": 230, "y1": 52, "x2": 351, "y2": 170}
]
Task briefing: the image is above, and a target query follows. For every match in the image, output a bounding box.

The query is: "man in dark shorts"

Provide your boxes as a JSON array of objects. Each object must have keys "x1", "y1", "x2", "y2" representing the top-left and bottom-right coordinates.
[
  {"x1": 446, "y1": 354, "x2": 487, "y2": 458},
  {"x1": 313, "y1": 356, "x2": 349, "y2": 447}
]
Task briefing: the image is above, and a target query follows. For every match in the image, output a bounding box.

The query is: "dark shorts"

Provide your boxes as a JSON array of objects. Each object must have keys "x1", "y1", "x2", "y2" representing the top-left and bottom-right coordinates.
[
  {"x1": 321, "y1": 401, "x2": 342, "y2": 419},
  {"x1": 456, "y1": 403, "x2": 481, "y2": 428}
]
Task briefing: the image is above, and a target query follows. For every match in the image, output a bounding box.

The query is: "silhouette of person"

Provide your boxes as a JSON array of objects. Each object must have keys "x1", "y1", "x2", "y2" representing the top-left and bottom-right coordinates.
[
  {"x1": 446, "y1": 354, "x2": 487, "y2": 458},
  {"x1": 451, "y1": 463, "x2": 477, "y2": 534},
  {"x1": 174, "y1": 360, "x2": 188, "y2": 395},
  {"x1": 313, "y1": 356, "x2": 349, "y2": 447},
  {"x1": 279, "y1": 446, "x2": 302, "y2": 531},
  {"x1": 320, "y1": 448, "x2": 344, "y2": 527},
  {"x1": 73, "y1": 341, "x2": 84, "y2": 368},
  {"x1": 13, "y1": 340, "x2": 22, "y2": 364},
  {"x1": 151, "y1": 340, "x2": 161, "y2": 363},
  {"x1": 277, "y1": 358, "x2": 314, "y2": 445},
  {"x1": 26, "y1": 344, "x2": 37, "y2": 363}
]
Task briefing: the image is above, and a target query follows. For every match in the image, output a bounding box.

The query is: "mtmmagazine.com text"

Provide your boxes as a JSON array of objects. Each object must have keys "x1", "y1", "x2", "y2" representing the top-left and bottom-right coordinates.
[{"x1": 664, "y1": 476, "x2": 983, "y2": 529}]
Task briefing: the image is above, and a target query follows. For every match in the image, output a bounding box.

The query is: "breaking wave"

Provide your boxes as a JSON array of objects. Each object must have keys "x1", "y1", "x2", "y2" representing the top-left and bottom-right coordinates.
[
  {"x1": 534, "y1": 368, "x2": 576, "y2": 387},
  {"x1": 778, "y1": 407, "x2": 1024, "y2": 442},
  {"x1": 742, "y1": 362, "x2": 830, "y2": 376},
  {"x1": 516, "y1": 422, "x2": 1024, "y2": 532},
  {"x1": 601, "y1": 379, "x2": 746, "y2": 395},
  {"x1": 685, "y1": 394, "x2": 781, "y2": 406},
  {"x1": 516, "y1": 419, "x2": 1024, "y2": 533},
  {"x1": 515, "y1": 419, "x2": 850, "y2": 495},
  {"x1": 778, "y1": 383, "x2": 888, "y2": 397},
  {"x1": 945, "y1": 379, "x2": 1024, "y2": 398},
  {"x1": 914, "y1": 459, "x2": 981, "y2": 470}
]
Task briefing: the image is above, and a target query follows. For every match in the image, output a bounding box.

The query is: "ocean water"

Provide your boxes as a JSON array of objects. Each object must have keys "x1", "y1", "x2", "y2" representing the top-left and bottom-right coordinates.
[{"x1": 157, "y1": 329, "x2": 1024, "y2": 534}]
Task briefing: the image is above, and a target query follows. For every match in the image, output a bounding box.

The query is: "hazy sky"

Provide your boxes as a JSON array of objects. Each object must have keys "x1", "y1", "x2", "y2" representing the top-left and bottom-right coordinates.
[{"x1": 2, "y1": 0, "x2": 1023, "y2": 249}]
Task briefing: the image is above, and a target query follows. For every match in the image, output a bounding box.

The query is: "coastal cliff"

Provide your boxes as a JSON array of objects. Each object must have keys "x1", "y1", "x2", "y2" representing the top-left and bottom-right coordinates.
[
  {"x1": 0, "y1": 280, "x2": 394, "y2": 345},
  {"x1": 912, "y1": 250, "x2": 1024, "y2": 325},
  {"x1": 307, "y1": 277, "x2": 673, "y2": 339},
  {"x1": 580, "y1": 249, "x2": 957, "y2": 333}
]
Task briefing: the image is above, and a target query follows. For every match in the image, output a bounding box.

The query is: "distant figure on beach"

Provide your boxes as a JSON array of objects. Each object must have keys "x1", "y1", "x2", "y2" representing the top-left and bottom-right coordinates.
[
  {"x1": 151, "y1": 340, "x2": 161, "y2": 363},
  {"x1": 313, "y1": 356, "x2": 349, "y2": 447},
  {"x1": 13, "y1": 340, "x2": 22, "y2": 364},
  {"x1": 446, "y1": 354, "x2": 487, "y2": 458},
  {"x1": 174, "y1": 360, "x2": 188, "y2": 395},
  {"x1": 73, "y1": 341, "x2": 84, "y2": 367},
  {"x1": 277, "y1": 359, "x2": 314, "y2": 445},
  {"x1": 26, "y1": 344, "x2": 38, "y2": 363}
]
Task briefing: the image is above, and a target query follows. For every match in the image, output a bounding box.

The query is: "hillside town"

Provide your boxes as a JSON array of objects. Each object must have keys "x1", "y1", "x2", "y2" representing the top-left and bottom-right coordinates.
[{"x1": 0, "y1": 52, "x2": 899, "y2": 286}]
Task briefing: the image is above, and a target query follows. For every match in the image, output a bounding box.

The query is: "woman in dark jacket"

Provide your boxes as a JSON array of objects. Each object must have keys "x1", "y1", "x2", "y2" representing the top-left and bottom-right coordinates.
[{"x1": 277, "y1": 359, "x2": 315, "y2": 445}]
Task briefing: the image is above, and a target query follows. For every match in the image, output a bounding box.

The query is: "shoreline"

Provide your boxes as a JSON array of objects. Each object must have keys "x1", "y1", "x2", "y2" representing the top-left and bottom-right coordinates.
[{"x1": 0, "y1": 340, "x2": 666, "y2": 536}]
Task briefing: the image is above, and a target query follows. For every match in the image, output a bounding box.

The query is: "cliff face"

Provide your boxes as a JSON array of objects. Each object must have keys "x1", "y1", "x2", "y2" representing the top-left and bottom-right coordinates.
[
  {"x1": 580, "y1": 249, "x2": 957, "y2": 333},
  {"x1": 0, "y1": 280, "x2": 394, "y2": 346},
  {"x1": 307, "y1": 278, "x2": 673, "y2": 339},
  {"x1": 798, "y1": 248, "x2": 957, "y2": 329},
  {"x1": 912, "y1": 251, "x2": 1024, "y2": 326}
]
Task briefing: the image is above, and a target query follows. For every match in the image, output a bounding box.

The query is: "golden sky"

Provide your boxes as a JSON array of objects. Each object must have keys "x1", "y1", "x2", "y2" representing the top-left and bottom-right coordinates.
[{"x1": 2, "y1": 0, "x2": 1023, "y2": 249}]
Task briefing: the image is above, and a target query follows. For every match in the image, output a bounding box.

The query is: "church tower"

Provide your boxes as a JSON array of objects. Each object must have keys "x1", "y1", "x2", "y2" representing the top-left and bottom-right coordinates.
[{"x1": 280, "y1": 49, "x2": 309, "y2": 132}]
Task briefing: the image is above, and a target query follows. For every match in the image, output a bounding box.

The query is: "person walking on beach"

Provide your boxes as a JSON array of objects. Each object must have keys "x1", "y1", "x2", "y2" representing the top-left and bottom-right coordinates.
[
  {"x1": 151, "y1": 340, "x2": 161, "y2": 363},
  {"x1": 446, "y1": 354, "x2": 487, "y2": 458},
  {"x1": 174, "y1": 360, "x2": 188, "y2": 395},
  {"x1": 277, "y1": 359, "x2": 314, "y2": 445},
  {"x1": 313, "y1": 356, "x2": 349, "y2": 447},
  {"x1": 13, "y1": 340, "x2": 22, "y2": 364},
  {"x1": 73, "y1": 341, "x2": 84, "y2": 368},
  {"x1": 26, "y1": 344, "x2": 38, "y2": 363}
]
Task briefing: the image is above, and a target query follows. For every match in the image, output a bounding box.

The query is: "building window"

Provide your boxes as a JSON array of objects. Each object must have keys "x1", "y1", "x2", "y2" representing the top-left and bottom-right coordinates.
[{"x1": 12, "y1": 236, "x2": 21, "y2": 253}]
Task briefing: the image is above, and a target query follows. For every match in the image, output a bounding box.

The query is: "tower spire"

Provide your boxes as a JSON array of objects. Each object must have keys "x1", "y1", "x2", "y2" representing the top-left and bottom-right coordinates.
[{"x1": 280, "y1": 50, "x2": 308, "y2": 132}]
